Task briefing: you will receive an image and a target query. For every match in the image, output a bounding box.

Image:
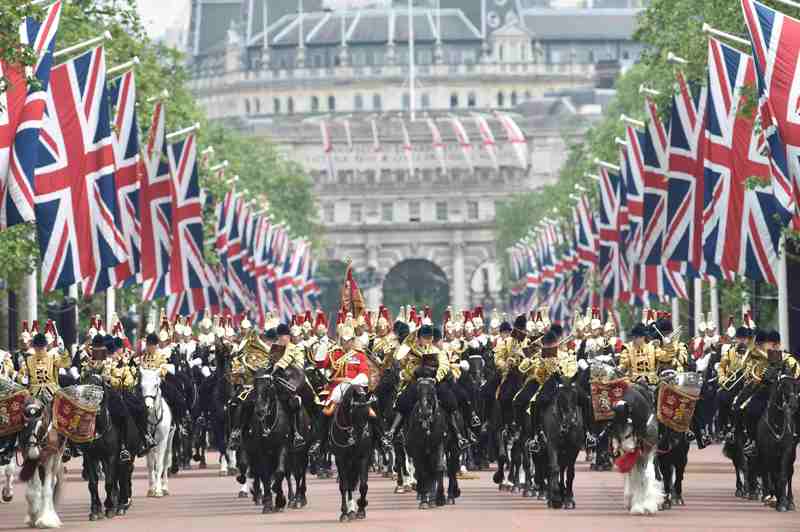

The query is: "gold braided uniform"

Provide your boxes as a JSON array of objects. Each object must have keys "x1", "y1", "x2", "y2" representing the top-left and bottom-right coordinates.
[
  {"x1": 494, "y1": 337, "x2": 521, "y2": 381},
  {"x1": 618, "y1": 342, "x2": 658, "y2": 384},
  {"x1": 557, "y1": 345, "x2": 579, "y2": 380},
  {"x1": 274, "y1": 342, "x2": 305, "y2": 371},
  {"x1": 139, "y1": 347, "x2": 172, "y2": 378},
  {"x1": 399, "y1": 343, "x2": 449, "y2": 386},
  {"x1": 18, "y1": 348, "x2": 71, "y2": 399},
  {"x1": 718, "y1": 344, "x2": 747, "y2": 387},
  {"x1": 373, "y1": 334, "x2": 399, "y2": 365},
  {"x1": 655, "y1": 340, "x2": 688, "y2": 374}
]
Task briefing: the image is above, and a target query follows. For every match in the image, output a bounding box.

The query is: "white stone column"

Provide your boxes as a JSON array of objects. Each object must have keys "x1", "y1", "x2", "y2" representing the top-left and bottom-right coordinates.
[{"x1": 451, "y1": 230, "x2": 466, "y2": 310}]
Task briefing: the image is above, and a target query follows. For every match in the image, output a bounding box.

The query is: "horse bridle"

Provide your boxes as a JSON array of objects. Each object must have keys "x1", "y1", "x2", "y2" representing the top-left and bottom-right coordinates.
[
  {"x1": 144, "y1": 384, "x2": 164, "y2": 427},
  {"x1": 254, "y1": 374, "x2": 280, "y2": 436},
  {"x1": 765, "y1": 375, "x2": 796, "y2": 442}
]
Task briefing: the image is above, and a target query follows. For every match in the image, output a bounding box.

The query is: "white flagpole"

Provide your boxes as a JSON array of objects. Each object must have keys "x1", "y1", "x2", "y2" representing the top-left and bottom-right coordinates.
[
  {"x1": 54, "y1": 31, "x2": 112, "y2": 60},
  {"x1": 710, "y1": 277, "x2": 720, "y2": 331},
  {"x1": 778, "y1": 236, "x2": 790, "y2": 349},
  {"x1": 409, "y1": 0, "x2": 416, "y2": 121},
  {"x1": 693, "y1": 278, "x2": 703, "y2": 336},
  {"x1": 106, "y1": 288, "x2": 116, "y2": 327},
  {"x1": 671, "y1": 297, "x2": 680, "y2": 332}
]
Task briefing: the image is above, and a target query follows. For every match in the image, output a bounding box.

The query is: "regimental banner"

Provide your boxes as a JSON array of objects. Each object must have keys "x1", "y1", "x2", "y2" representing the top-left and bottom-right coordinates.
[
  {"x1": 590, "y1": 378, "x2": 629, "y2": 421},
  {"x1": 656, "y1": 382, "x2": 699, "y2": 433},
  {"x1": 0, "y1": 381, "x2": 30, "y2": 437},
  {"x1": 52, "y1": 386, "x2": 102, "y2": 444}
]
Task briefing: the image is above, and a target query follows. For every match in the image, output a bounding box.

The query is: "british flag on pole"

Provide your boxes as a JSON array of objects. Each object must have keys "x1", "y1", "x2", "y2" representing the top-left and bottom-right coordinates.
[
  {"x1": 84, "y1": 68, "x2": 140, "y2": 295},
  {"x1": 702, "y1": 38, "x2": 789, "y2": 285},
  {"x1": 573, "y1": 193, "x2": 598, "y2": 269},
  {"x1": 664, "y1": 71, "x2": 708, "y2": 275},
  {"x1": 0, "y1": 1, "x2": 62, "y2": 229},
  {"x1": 139, "y1": 102, "x2": 172, "y2": 291},
  {"x1": 741, "y1": 0, "x2": 800, "y2": 229},
  {"x1": 34, "y1": 46, "x2": 126, "y2": 292},
  {"x1": 168, "y1": 133, "x2": 208, "y2": 293}
]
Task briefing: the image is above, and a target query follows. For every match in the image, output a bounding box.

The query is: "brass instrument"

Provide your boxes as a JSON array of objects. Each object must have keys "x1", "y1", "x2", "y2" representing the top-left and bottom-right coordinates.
[
  {"x1": 240, "y1": 331, "x2": 271, "y2": 372},
  {"x1": 747, "y1": 348, "x2": 769, "y2": 383},
  {"x1": 719, "y1": 346, "x2": 750, "y2": 391}
]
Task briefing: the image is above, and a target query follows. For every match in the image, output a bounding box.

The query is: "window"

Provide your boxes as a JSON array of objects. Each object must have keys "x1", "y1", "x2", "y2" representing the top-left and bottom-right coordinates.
[
  {"x1": 354, "y1": 93, "x2": 363, "y2": 111},
  {"x1": 520, "y1": 42, "x2": 526, "y2": 62},
  {"x1": 350, "y1": 203, "x2": 363, "y2": 223},
  {"x1": 450, "y1": 92, "x2": 459, "y2": 109},
  {"x1": 497, "y1": 91, "x2": 505, "y2": 107},
  {"x1": 381, "y1": 202, "x2": 393, "y2": 222},
  {"x1": 244, "y1": 99, "x2": 251, "y2": 114},
  {"x1": 421, "y1": 93, "x2": 430, "y2": 109},
  {"x1": 499, "y1": 44, "x2": 505, "y2": 62},
  {"x1": 273, "y1": 98, "x2": 281, "y2": 114},
  {"x1": 288, "y1": 97, "x2": 295, "y2": 114},
  {"x1": 511, "y1": 91, "x2": 518, "y2": 106},
  {"x1": 328, "y1": 95, "x2": 336, "y2": 112},
  {"x1": 311, "y1": 96, "x2": 320, "y2": 112},
  {"x1": 255, "y1": 99, "x2": 260, "y2": 113},
  {"x1": 435, "y1": 201, "x2": 448, "y2": 221},
  {"x1": 418, "y1": 48, "x2": 433, "y2": 65},
  {"x1": 408, "y1": 200, "x2": 421, "y2": 222},
  {"x1": 402, "y1": 93, "x2": 410, "y2": 110},
  {"x1": 468, "y1": 92, "x2": 477, "y2": 108},
  {"x1": 373, "y1": 93, "x2": 382, "y2": 111},
  {"x1": 467, "y1": 201, "x2": 479, "y2": 220},
  {"x1": 323, "y1": 203, "x2": 335, "y2": 223}
]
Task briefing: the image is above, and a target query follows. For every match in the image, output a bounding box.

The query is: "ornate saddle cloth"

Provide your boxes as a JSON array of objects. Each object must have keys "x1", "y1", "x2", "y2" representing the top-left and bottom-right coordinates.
[
  {"x1": 53, "y1": 384, "x2": 103, "y2": 444},
  {"x1": 0, "y1": 377, "x2": 30, "y2": 437},
  {"x1": 657, "y1": 379, "x2": 700, "y2": 433},
  {"x1": 590, "y1": 377, "x2": 630, "y2": 421}
]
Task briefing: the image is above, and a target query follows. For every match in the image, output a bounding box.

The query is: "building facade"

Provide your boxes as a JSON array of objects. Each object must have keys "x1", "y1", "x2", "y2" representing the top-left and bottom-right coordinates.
[{"x1": 186, "y1": 0, "x2": 642, "y2": 313}]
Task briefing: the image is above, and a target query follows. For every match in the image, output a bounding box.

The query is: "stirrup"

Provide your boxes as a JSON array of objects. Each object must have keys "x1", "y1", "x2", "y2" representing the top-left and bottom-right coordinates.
[
  {"x1": 119, "y1": 449, "x2": 132, "y2": 463},
  {"x1": 527, "y1": 436, "x2": 542, "y2": 454},
  {"x1": 470, "y1": 414, "x2": 481, "y2": 428},
  {"x1": 743, "y1": 440, "x2": 756, "y2": 457},
  {"x1": 292, "y1": 434, "x2": 306, "y2": 449},
  {"x1": 457, "y1": 436, "x2": 471, "y2": 450}
]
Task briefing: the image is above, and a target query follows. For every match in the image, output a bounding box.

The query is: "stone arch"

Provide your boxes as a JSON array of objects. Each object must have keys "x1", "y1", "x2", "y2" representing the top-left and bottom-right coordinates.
[{"x1": 382, "y1": 258, "x2": 450, "y2": 323}]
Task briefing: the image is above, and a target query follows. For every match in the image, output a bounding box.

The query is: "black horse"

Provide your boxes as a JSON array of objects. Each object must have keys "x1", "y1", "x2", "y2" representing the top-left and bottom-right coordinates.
[
  {"x1": 405, "y1": 377, "x2": 447, "y2": 509},
  {"x1": 756, "y1": 372, "x2": 799, "y2": 512},
  {"x1": 540, "y1": 376, "x2": 585, "y2": 510},
  {"x1": 245, "y1": 368, "x2": 291, "y2": 514},
  {"x1": 329, "y1": 384, "x2": 374, "y2": 522}
]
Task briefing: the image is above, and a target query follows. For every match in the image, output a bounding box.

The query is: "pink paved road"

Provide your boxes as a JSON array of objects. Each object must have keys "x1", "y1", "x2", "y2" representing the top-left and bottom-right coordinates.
[{"x1": 1, "y1": 445, "x2": 798, "y2": 532}]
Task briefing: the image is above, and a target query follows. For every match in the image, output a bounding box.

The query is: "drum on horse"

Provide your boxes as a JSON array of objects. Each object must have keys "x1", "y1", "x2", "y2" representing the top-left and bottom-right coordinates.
[
  {"x1": 139, "y1": 368, "x2": 175, "y2": 498},
  {"x1": 329, "y1": 384, "x2": 374, "y2": 521}
]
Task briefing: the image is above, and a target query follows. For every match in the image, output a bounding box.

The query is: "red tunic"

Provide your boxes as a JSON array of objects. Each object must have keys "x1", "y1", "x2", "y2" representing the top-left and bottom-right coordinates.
[{"x1": 323, "y1": 348, "x2": 369, "y2": 394}]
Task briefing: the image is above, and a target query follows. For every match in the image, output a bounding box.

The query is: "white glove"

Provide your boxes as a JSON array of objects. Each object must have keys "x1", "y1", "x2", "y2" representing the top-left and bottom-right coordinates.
[
  {"x1": 69, "y1": 367, "x2": 80, "y2": 380},
  {"x1": 469, "y1": 339, "x2": 480, "y2": 349},
  {"x1": 58, "y1": 368, "x2": 66, "y2": 376},
  {"x1": 459, "y1": 360, "x2": 470, "y2": 371},
  {"x1": 190, "y1": 357, "x2": 203, "y2": 368},
  {"x1": 577, "y1": 359, "x2": 589, "y2": 371},
  {"x1": 164, "y1": 363, "x2": 176, "y2": 375},
  {"x1": 395, "y1": 344, "x2": 410, "y2": 361},
  {"x1": 351, "y1": 373, "x2": 369, "y2": 387},
  {"x1": 20, "y1": 375, "x2": 29, "y2": 385},
  {"x1": 201, "y1": 366, "x2": 211, "y2": 378}
]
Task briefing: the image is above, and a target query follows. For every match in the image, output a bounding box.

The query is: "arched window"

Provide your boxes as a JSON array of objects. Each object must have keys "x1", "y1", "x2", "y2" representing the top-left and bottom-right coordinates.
[
  {"x1": 450, "y1": 92, "x2": 459, "y2": 109},
  {"x1": 468, "y1": 92, "x2": 477, "y2": 108},
  {"x1": 499, "y1": 44, "x2": 505, "y2": 62},
  {"x1": 373, "y1": 93, "x2": 382, "y2": 110},
  {"x1": 288, "y1": 97, "x2": 294, "y2": 114},
  {"x1": 255, "y1": 99, "x2": 261, "y2": 114},
  {"x1": 311, "y1": 96, "x2": 320, "y2": 112},
  {"x1": 421, "y1": 93, "x2": 430, "y2": 109},
  {"x1": 354, "y1": 93, "x2": 364, "y2": 111},
  {"x1": 511, "y1": 91, "x2": 518, "y2": 106},
  {"x1": 273, "y1": 98, "x2": 281, "y2": 114},
  {"x1": 328, "y1": 95, "x2": 336, "y2": 112},
  {"x1": 244, "y1": 98, "x2": 251, "y2": 114},
  {"x1": 497, "y1": 91, "x2": 505, "y2": 107}
]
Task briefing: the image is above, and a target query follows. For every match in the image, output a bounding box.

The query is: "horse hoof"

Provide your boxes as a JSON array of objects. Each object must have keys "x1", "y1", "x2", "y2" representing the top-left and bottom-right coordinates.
[
  {"x1": 238, "y1": 491, "x2": 249, "y2": 499},
  {"x1": 735, "y1": 488, "x2": 745, "y2": 498},
  {"x1": 564, "y1": 500, "x2": 576, "y2": 510},
  {"x1": 356, "y1": 510, "x2": 366, "y2": 520},
  {"x1": 419, "y1": 502, "x2": 430, "y2": 510},
  {"x1": 674, "y1": 496, "x2": 685, "y2": 506},
  {"x1": 435, "y1": 498, "x2": 446, "y2": 507},
  {"x1": 262, "y1": 506, "x2": 273, "y2": 514},
  {"x1": 492, "y1": 471, "x2": 503, "y2": 484},
  {"x1": 661, "y1": 500, "x2": 672, "y2": 510},
  {"x1": 537, "y1": 492, "x2": 546, "y2": 501},
  {"x1": 116, "y1": 508, "x2": 126, "y2": 517},
  {"x1": 748, "y1": 492, "x2": 760, "y2": 501},
  {"x1": 339, "y1": 513, "x2": 348, "y2": 522},
  {"x1": 447, "y1": 497, "x2": 456, "y2": 505},
  {"x1": 394, "y1": 486, "x2": 405, "y2": 494},
  {"x1": 89, "y1": 514, "x2": 98, "y2": 522},
  {"x1": 2, "y1": 494, "x2": 12, "y2": 503},
  {"x1": 106, "y1": 509, "x2": 115, "y2": 519},
  {"x1": 788, "y1": 501, "x2": 796, "y2": 511}
]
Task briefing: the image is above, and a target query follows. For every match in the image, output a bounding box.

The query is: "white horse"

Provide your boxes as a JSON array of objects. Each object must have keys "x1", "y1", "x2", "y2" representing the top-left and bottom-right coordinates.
[
  {"x1": 20, "y1": 402, "x2": 66, "y2": 528},
  {"x1": 0, "y1": 459, "x2": 15, "y2": 503},
  {"x1": 139, "y1": 369, "x2": 175, "y2": 498}
]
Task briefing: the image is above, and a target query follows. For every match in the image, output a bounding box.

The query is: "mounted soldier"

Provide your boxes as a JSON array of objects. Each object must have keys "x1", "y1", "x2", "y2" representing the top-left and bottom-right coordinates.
[{"x1": 16, "y1": 323, "x2": 71, "y2": 406}]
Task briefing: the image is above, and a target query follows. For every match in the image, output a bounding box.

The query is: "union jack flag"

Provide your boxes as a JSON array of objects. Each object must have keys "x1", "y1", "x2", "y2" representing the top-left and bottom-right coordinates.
[
  {"x1": 168, "y1": 133, "x2": 208, "y2": 293},
  {"x1": 426, "y1": 118, "x2": 447, "y2": 173},
  {"x1": 641, "y1": 98, "x2": 669, "y2": 267},
  {"x1": 34, "y1": 46, "x2": 126, "y2": 292},
  {"x1": 0, "y1": 1, "x2": 62, "y2": 229},
  {"x1": 473, "y1": 113, "x2": 499, "y2": 170},
  {"x1": 702, "y1": 38, "x2": 789, "y2": 285},
  {"x1": 597, "y1": 167, "x2": 623, "y2": 301},
  {"x1": 84, "y1": 68, "x2": 140, "y2": 295},
  {"x1": 139, "y1": 102, "x2": 171, "y2": 287},
  {"x1": 449, "y1": 117, "x2": 474, "y2": 171},
  {"x1": 742, "y1": 0, "x2": 800, "y2": 229},
  {"x1": 664, "y1": 71, "x2": 708, "y2": 274},
  {"x1": 623, "y1": 125, "x2": 646, "y2": 265},
  {"x1": 494, "y1": 111, "x2": 528, "y2": 169},
  {"x1": 573, "y1": 193, "x2": 598, "y2": 268}
]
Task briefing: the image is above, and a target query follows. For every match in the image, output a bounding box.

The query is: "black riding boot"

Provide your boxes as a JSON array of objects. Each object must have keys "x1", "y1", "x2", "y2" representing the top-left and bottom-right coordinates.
[
  {"x1": 119, "y1": 420, "x2": 132, "y2": 463},
  {"x1": 292, "y1": 409, "x2": 306, "y2": 449},
  {"x1": 450, "y1": 412, "x2": 470, "y2": 451},
  {"x1": 385, "y1": 412, "x2": 404, "y2": 445}
]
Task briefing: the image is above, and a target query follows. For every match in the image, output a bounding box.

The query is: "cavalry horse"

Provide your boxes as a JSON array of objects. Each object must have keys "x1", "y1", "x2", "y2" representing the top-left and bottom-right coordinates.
[
  {"x1": 245, "y1": 368, "x2": 291, "y2": 514},
  {"x1": 0, "y1": 433, "x2": 17, "y2": 503},
  {"x1": 18, "y1": 398, "x2": 67, "y2": 528},
  {"x1": 609, "y1": 383, "x2": 663, "y2": 515},
  {"x1": 139, "y1": 368, "x2": 175, "y2": 498},
  {"x1": 539, "y1": 376, "x2": 585, "y2": 509},
  {"x1": 756, "y1": 369, "x2": 799, "y2": 512},
  {"x1": 329, "y1": 384, "x2": 374, "y2": 521},
  {"x1": 374, "y1": 362, "x2": 415, "y2": 493},
  {"x1": 405, "y1": 377, "x2": 447, "y2": 509}
]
